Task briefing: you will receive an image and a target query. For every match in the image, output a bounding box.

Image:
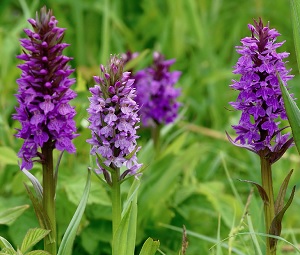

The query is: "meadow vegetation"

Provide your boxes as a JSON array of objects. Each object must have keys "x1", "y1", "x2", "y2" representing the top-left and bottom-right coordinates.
[{"x1": 1, "y1": 0, "x2": 300, "y2": 254}]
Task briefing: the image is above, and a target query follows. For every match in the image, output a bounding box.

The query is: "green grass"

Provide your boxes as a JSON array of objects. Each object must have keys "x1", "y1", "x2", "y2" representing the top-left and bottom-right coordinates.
[{"x1": 1, "y1": 0, "x2": 300, "y2": 254}]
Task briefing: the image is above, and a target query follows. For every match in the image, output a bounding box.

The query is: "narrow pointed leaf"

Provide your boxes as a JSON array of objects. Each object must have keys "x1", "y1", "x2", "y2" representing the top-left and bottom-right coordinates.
[
  {"x1": 238, "y1": 179, "x2": 269, "y2": 204},
  {"x1": 269, "y1": 186, "x2": 296, "y2": 249},
  {"x1": 138, "y1": 237, "x2": 160, "y2": 255},
  {"x1": 122, "y1": 178, "x2": 140, "y2": 217},
  {"x1": 112, "y1": 203, "x2": 133, "y2": 255},
  {"x1": 112, "y1": 198, "x2": 138, "y2": 255},
  {"x1": 20, "y1": 228, "x2": 51, "y2": 254},
  {"x1": 124, "y1": 145, "x2": 139, "y2": 160},
  {"x1": 23, "y1": 170, "x2": 43, "y2": 202},
  {"x1": 57, "y1": 169, "x2": 91, "y2": 255},
  {"x1": 112, "y1": 178, "x2": 140, "y2": 255},
  {"x1": 274, "y1": 169, "x2": 293, "y2": 215},
  {"x1": 0, "y1": 236, "x2": 14, "y2": 250},
  {"x1": 0, "y1": 247, "x2": 16, "y2": 255},
  {"x1": 54, "y1": 151, "x2": 64, "y2": 191},
  {"x1": 279, "y1": 76, "x2": 300, "y2": 154},
  {"x1": 290, "y1": 0, "x2": 300, "y2": 73},
  {"x1": 0, "y1": 205, "x2": 29, "y2": 225},
  {"x1": 95, "y1": 153, "x2": 114, "y2": 173},
  {"x1": 23, "y1": 184, "x2": 51, "y2": 233}
]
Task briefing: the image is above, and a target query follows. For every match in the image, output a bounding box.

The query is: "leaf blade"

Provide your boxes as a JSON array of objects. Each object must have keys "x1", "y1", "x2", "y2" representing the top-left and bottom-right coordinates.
[
  {"x1": 57, "y1": 169, "x2": 91, "y2": 255},
  {"x1": 0, "y1": 236, "x2": 15, "y2": 250},
  {"x1": 274, "y1": 169, "x2": 293, "y2": 215},
  {"x1": 112, "y1": 178, "x2": 140, "y2": 255},
  {"x1": 238, "y1": 179, "x2": 269, "y2": 204},
  {"x1": 290, "y1": 0, "x2": 300, "y2": 73},
  {"x1": 20, "y1": 228, "x2": 51, "y2": 254},
  {"x1": 138, "y1": 237, "x2": 160, "y2": 255},
  {"x1": 0, "y1": 205, "x2": 29, "y2": 225},
  {"x1": 269, "y1": 186, "x2": 296, "y2": 250},
  {"x1": 279, "y1": 75, "x2": 300, "y2": 154}
]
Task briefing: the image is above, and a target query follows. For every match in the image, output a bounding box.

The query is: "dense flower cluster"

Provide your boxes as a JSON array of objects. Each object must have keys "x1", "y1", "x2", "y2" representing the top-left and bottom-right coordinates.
[
  {"x1": 87, "y1": 55, "x2": 142, "y2": 181},
  {"x1": 229, "y1": 19, "x2": 293, "y2": 161},
  {"x1": 133, "y1": 52, "x2": 181, "y2": 127},
  {"x1": 13, "y1": 7, "x2": 77, "y2": 170}
]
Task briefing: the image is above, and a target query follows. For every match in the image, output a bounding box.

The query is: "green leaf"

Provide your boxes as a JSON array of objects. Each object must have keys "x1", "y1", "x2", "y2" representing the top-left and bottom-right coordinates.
[
  {"x1": 113, "y1": 186, "x2": 138, "y2": 255},
  {"x1": 274, "y1": 169, "x2": 294, "y2": 215},
  {"x1": 0, "y1": 236, "x2": 14, "y2": 250},
  {"x1": 238, "y1": 179, "x2": 269, "y2": 204},
  {"x1": 0, "y1": 205, "x2": 29, "y2": 225},
  {"x1": 138, "y1": 238, "x2": 160, "y2": 255},
  {"x1": 291, "y1": 0, "x2": 300, "y2": 73},
  {"x1": 23, "y1": 184, "x2": 51, "y2": 233},
  {"x1": 122, "y1": 178, "x2": 140, "y2": 217},
  {"x1": 95, "y1": 153, "x2": 114, "y2": 174},
  {"x1": 57, "y1": 169, "x2": 91, "y2": 255},
  {"x1": 279, "y1": 75, "x2": 300, "y2": 154},
  {"x1": 112, "y1": 178, "x2": 140, "y2": 255},
  {"x1": 22, "y1": 170, "x2": 43, "y2": 202},
  {"x1": 269, "y1": 186, "x2": 296, "y2": 250},
  {"x1": 0, "y1": 247, "x2": 16, "y2": 255},
  {"x1": 20, "y1": 228, "x2": 50, "y2": 254},
  {"x1": 0, "y1": 147, "x2": 18, "y2": 165},
  {"x1": 25, "y1": 250, "x2": 51, "y2": 255}
]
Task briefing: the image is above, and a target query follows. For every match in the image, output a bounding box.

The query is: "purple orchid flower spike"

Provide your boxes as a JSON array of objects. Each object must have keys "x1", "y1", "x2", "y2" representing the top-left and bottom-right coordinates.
[
  {"x1": 228, "y1": 18, "x2": 294, "y2": 163},
  {"x1": 87, "y1": 55, "x2": 142, "y2": 184},
  {"x1": 13, "y1": 6, "x2": 78, "y2": 170},
  {"x1": 133, "y1": 52, "x2": 181, "y2": 127}
]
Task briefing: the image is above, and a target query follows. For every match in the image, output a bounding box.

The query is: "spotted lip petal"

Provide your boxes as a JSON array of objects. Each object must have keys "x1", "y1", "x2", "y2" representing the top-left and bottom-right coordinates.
[{"x1": 13, "y1": 6, "x2": 78, "y2": 170}]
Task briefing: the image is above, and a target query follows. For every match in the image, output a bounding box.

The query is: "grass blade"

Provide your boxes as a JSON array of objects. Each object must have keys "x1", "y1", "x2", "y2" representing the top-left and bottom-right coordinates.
[
  {"x1": 279, "y1": 75, "x2": 300, "y2": 154},
  {"x1": 290, "y1": 0, "x2": 300, "y2": 73},
  {"x1": 57, "y1": 169, "x2": 91, "y2": 255}
]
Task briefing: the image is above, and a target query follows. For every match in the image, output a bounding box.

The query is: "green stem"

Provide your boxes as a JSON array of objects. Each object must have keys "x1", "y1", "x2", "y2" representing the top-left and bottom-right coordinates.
[
  {"x1": 151, "y1": 124, "x2": 161, "y2": 155},
  {"x1": 111, "y1": 167, "x2": 121, "y2": 254},
  {"x1": 42, "y1": 142, "x2": 57, "y2": 255},
  {"x1": 260, "y1": 154, "x2": 276, "y2": 255}
]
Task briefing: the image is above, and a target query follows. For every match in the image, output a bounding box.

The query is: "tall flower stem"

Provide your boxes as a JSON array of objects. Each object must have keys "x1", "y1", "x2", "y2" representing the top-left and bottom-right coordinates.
[
  {"x1": 111, "y1": 167, "x2": 121, "y2": 249},
  {"x1": 42, "y1": 141, "x2": 57, "y2": 255},
  {"x1": 151, "y1": 125, "x2": 161, "y2": 155},
  {"x1": 260, "y1": 154, "x2": 275, "y2": 255}
]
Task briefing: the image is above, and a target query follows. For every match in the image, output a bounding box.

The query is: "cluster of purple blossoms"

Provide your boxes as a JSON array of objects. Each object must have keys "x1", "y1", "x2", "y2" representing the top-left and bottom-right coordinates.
[
  {"x1": 13, "y1": 7, "x2": 78, "y2": 170},
  {"x1": 133, "y1": 52, "x2": 181, "y2": 127},
  {"x1": 229, "y1": 19, "x2": 294, "y2": 162},
  {"x1": 87, "y1": 55, "x2": 142, "y2": 182}
]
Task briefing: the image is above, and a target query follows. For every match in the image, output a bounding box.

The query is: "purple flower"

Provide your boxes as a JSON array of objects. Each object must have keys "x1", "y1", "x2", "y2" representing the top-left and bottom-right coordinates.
[
  {"x1": 133, "y1": 52, "x2": 181, "y2": 127},
  {"x1": 228, "y1": 19, "x2": 293, "y2": 162},
  {"x1": 13, "y1": 6, "x2": 78, "y2": 170},
  {"x1": 87, "y1": 55, "x2": 142, "y2": 182}
]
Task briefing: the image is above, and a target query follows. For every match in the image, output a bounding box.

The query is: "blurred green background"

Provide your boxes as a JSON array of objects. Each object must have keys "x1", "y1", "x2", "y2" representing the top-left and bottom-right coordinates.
[{"x1": 1, "y1": 0, "x2": 300, "y2": 254}]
